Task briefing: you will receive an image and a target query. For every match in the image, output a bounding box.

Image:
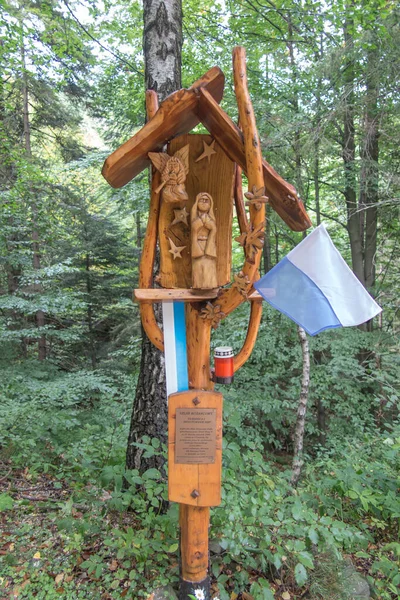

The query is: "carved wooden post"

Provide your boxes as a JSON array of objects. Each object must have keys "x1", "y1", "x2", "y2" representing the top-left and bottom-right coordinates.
[
  {"x1": 101, "y1": 50, "x2": 311, "y2": 600},
  {"x1": 177, "y1": 306, "x2": 213, "y2": 599}
]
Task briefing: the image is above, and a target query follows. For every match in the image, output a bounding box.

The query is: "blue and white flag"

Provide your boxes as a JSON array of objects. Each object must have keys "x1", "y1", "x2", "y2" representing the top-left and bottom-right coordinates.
[
  {"x1": 254, "y1": 224, "x2": 382, "y2": 336},
  {"x1": 162, "y1": 301, "x2": 189, "y2": 397}
]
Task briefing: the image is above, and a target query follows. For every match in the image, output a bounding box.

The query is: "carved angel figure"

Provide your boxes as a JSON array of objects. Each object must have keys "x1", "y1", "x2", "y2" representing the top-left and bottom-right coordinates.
[
  {"x1": 191, "y1": 192, "x2": 218, "y2": 289},
  {"x1": 148, "y1": 145, "x2": 189, "y2": 204}
]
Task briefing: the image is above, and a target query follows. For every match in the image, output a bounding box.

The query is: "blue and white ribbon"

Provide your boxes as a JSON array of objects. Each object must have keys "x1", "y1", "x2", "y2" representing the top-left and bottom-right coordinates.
[{"x1": 162, "y1": 301, "x2": 189, "y2": 397}]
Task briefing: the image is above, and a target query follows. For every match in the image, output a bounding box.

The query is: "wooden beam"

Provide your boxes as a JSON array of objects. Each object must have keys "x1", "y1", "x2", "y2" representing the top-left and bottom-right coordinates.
[
  {"x1": 178, "y1": 303, "x2": 214, "y2": 587},
  {"x1": 102, "y1": 67, "x2": 225, "y2": 189},
  {"x1": 233, "y1": 299, "x2": 263, "y2": 373},
  {"x1": 196, "y1": 87, "x2": 312, "y2": 232},
  {"x1": 208, "y1": 48, "x2": 267, "y2": 321},
  {"x1": 137, "y1": 91, "x2": 164, "y2": 352},
  {"x1": 180, "y1": 504, "x2": 210, "y2": 583}
]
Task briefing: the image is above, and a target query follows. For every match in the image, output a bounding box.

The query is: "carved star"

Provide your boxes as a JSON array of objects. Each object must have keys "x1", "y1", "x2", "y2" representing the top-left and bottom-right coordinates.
[
  {"x1": 244, "y1": 185, "x2": 269, "y2": 211},
  {"x1": 168, "y1": 238, "x2": 186, "y2": 260},
  {"x1": 195, "y1": 139, "x2": 217, "y2": 164},
  {"x1": 171, "y1": 206, "x2": 189, "y2": 226}
]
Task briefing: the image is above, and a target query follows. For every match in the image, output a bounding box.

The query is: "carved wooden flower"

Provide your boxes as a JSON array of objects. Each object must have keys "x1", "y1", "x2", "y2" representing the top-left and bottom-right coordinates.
[
  {"x1": 235, "y1": 223, "x2": 265, "y2": 264},
  {"x1": 233, "y1": 271, "x2": 251, "y2": 298},
  {"x1": 200, "y1": 302, "x2": 225, "y2": 329},
  {"x1": 244, "y1": 185, "x2": 269, "y2": 210}
]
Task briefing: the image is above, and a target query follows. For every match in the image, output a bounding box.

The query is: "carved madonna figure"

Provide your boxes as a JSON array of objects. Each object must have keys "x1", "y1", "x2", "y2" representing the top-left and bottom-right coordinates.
[
  {"x1": 148, "y1": 145, "x2": 189, "y2": 204},
  {"x1": 191, "y1": 192, "x2": 218, "y2": 289}
]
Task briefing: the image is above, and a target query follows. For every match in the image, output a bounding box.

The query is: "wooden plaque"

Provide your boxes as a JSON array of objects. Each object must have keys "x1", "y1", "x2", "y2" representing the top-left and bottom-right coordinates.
[
  {"x1": 168, "y1": 390, "x2": 223, "y2": 507},
  {"x1": 158, "y1": 134, "x2": 234, "y2": 289}
]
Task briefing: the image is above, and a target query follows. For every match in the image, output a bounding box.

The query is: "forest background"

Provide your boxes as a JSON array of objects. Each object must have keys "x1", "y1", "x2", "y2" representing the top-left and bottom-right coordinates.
[{"x1": 0, "y1": 0, "x2": 399, "y2": 599}]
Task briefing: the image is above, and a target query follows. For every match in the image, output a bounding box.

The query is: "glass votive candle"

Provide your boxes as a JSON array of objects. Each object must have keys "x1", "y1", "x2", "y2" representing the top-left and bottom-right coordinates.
[{"x1": 214, "y1": 346, "x2": 234, "y2": 384}]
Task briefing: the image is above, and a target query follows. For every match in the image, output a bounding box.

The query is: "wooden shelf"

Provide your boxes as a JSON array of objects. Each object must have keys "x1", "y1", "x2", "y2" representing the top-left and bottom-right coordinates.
[
  {"x1": 134, "y1": 288, "x2": 262, "y2": 302},
  {"x1": 134, "y1": 288, "x2": 219, "y2": 302},
  {"x1": 248, "y1": 290, "x2": 262, "y2": 300}
]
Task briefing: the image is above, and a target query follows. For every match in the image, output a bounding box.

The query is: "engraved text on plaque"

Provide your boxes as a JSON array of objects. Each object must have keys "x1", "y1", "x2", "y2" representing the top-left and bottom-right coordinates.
[{"x1": 175, "y1": 408, "x2": 216, "y2": 464}]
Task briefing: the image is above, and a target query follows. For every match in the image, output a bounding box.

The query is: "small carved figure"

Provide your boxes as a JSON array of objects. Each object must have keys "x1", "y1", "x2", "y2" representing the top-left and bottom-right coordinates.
[
  {"x1": 148, "y1": 145, "x2": 189, "y2": 203},
  {"x1": 191, "y1": 192, "x2": 218, "y2": 289}
]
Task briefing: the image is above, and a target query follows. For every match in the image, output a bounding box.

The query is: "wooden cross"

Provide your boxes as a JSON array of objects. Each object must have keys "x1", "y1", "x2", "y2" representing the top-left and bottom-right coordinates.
[{"x1": 102, "y1": 47, "x2": 311, "y2": 600}]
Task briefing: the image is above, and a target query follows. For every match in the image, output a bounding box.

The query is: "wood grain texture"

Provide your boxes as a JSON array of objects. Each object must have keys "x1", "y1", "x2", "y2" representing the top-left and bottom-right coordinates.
[
  {"x1": 158, "y1": 134, "x2": 234, "y2": 289},
  {"x1": 233, "y1": 299, "x2": 263, "y2": 373},
  {"x1": 138, "y1": 91, "x2": 164, "y2": 352},
  {"x1": 233, "y1": 46, "x2": 264, "y2": 194},
  {"x1": 168, "y1": 390, "x2": 222, "y2": 507},
  {"x1": 102, "y1": 67, "x2": 225, "y2": 189},
  {"x1": 134, "y1": 288, "x2": 218, "y2": 301},
  {"x1": 186, "y1": 302, "x2": 214, "y2": 390},
  {"x1": 180, "y1": 504, "x2": 210, "y2": 581},
  {"x1": 234, "y1": 163, "x2": 249, "y2": 236},
  {"x1": 196, "y1": 87, "x2": 312, "y2": 232}
]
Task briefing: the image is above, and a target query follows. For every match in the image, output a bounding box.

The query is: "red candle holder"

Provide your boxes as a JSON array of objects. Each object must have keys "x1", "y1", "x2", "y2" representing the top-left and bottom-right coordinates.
[{"x1": 214, "y1": 346, "x2": 234, "y2": 384}]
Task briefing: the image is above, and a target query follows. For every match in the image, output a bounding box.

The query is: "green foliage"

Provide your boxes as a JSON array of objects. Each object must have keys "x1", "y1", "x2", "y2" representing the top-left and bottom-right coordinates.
[{"x1": 0, "y1": 0, "x2": 399, "y2": 598}]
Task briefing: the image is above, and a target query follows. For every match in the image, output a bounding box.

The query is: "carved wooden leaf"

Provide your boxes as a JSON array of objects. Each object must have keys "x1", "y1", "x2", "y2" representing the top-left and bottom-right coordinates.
[
  {"x1": 245, "y1": 223, "x2": 264, "y2": 264},
  {"x1": 244, "y1": 185, "x2": 269, "y2": 210},
  {"x1": 233, "y1": 271, "x2": 251, "y2": 298}
]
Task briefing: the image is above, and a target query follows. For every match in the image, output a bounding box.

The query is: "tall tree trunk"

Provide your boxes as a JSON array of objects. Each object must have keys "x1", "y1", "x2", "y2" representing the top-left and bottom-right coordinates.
[
  {"x1": 85, "y1": 249, "x2": 97, "y2": 370},
  {"x1": 21, "y1": 37, "x2": 46, "y2": 359},
  {"x1": 360, "y1": 45, "x2": 379, "y2": 332},
  {"x1": 126, "y1": 0, "x2": 182, "y2": 474},
  {"x1": 143, "y1": 0, "x2": 182, "y2": 100},
  {"x1": 313, "y1": 39, "x2": 327, "y2": 445},
  {"x1": 342, "y1": 5, "x2": 364, "y2": 285},
  {"x1": 287, "y1": 18, "x2": 304, "y2": 201}
]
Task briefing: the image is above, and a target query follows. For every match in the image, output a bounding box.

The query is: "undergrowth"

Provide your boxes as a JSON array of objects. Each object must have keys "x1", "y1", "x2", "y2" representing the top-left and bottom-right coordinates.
[{"x1": 0, "y1": 321, "x2": 399, "y2": 599}]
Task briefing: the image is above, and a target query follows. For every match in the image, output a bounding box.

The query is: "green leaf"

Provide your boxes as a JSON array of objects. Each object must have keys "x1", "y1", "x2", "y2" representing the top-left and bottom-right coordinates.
[
  {"x1": 168, "y1": 543, "x2": 178, "y2": 553},
  {"x1": 291, "y1": 502, "x2": 303, "y2": 521},
  {"x1": 294, "y1": 562, "x2": 308, "y2": 586},
  {"x1": 308, "y1": 528, "x2": 318, "y2": 544},
  {"x1": 142, "y1": 468, "x2": 161, "y2": 480},
  {"x1": 0, "y1": 494, "x2": 14, "y2": 511},
  {"x1": 298, "y1": 551, "x2": 314, "y2": 569}
]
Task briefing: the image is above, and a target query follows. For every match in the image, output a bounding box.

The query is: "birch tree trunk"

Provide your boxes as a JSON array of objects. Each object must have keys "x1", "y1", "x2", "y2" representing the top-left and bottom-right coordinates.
[
  {"x1": 291, "y1": 326, "x2": 310, "y2": 488},
  {"x1": 125, "y1": 0, "x2": 182, "y2": 474}
]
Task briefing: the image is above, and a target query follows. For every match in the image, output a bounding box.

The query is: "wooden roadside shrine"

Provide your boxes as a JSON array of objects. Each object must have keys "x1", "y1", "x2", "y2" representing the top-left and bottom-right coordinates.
[{"x1": 102, "y1": 47, "x2": 311, "y2": 600}]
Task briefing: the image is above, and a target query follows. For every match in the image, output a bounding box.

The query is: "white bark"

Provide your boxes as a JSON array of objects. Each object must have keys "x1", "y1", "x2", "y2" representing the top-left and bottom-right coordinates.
[
  {"x1": 143, "y1": 0, "x2": 182, "y2": 101},
  {"x1": 291, "y1": 326, "x2": 310, "y2": 487}
]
